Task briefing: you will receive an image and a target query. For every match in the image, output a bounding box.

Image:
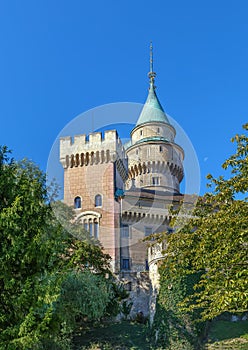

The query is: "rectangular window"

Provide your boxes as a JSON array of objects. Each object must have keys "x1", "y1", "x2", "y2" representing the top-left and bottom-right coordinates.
[
  {"x1": 121, "y1": 225, "x2": 129, "y2": 238},
  {"x1": 121, "y1": 258, "x2": 130, "y2": 270},
  {"x1": 145, "y1": 259, "x2": 149, "y2": 271},
  {"x1": 145, "y1": 227, "x2": 153, "y2": 236},
  {"x1": 152, "y1": 176, "x2": 160, "y2": 185}
]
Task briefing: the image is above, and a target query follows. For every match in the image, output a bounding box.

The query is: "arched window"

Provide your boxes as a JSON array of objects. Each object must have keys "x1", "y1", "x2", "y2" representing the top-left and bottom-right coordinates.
[
  {"x1": 74, "y1": 196, "x2": 81, "y2": 209},
  {"x1": 88, "y1": 220, "x2": 92, "y2": 237},
  {"x1": 94, "y1": 219, "x2": 99, "y2": 239},
  {"x1": 79, "y1": 211, "x2": 101, "y2": 239},
  {"x1": 95, "y1": 194, "x2": 102, "y2": 207}
]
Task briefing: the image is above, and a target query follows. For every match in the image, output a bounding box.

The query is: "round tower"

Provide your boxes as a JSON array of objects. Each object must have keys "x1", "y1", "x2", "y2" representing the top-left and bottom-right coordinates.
[{"x1": 126, "y1": 43, "x2": 184, "y2": 194}]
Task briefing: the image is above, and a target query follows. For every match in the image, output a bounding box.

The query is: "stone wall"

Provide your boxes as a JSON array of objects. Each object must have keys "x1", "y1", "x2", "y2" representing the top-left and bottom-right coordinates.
[{"x1": 118, "y1": 271, "x2": 151, "y2": 320}]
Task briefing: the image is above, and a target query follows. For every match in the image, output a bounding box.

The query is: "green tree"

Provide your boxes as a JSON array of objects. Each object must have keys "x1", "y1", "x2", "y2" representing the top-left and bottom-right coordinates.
[
  {"x1": 0, "y1": 147, "x2": 113, "y2": 349},
  {"x1": 157, "y1": 124, "x2": 248, "y2": 321}
]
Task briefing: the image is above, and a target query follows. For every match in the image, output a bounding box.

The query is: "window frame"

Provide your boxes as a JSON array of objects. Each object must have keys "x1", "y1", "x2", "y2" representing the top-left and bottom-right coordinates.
[
  {"x1": 95, "y1": 194, "x2": 102, "y2": 207},
  {"x1": 121, "y1": 258, "x2": 130, "y2": 270},
  {"x1": 74, "y1": 196, "x2": 82, "y2": 209},
  {"x1": 152, "y1": 176, "x2": 160, "y2": 186},
  {"x1": 121, "y1": 225, "x2": 129, "y2": 238}
]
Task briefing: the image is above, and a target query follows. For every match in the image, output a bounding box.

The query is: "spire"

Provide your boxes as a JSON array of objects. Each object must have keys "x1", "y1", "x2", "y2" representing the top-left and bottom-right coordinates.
[
  {"x1": 135, "y1": 43, "x2": 170, "y2": 126},
  {"x1": 148, "y1": 41, "x2": 156, "y2": 89}
]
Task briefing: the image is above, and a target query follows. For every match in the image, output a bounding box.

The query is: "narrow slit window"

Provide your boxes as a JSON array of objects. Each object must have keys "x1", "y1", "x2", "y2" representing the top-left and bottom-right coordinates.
[{"x1": 152, "y1": 177, "x2": 160, "y2": 186}]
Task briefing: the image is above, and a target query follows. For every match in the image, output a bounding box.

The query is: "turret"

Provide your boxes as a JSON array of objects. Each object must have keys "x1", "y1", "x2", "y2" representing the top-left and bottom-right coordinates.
[{"x1": 126, "y1": 43, "x2": 184, "y2": 194}]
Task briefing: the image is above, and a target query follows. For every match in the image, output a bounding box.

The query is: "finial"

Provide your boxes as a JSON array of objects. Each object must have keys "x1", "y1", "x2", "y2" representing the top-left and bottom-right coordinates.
[{"x1": 148, "y1": 41, "x2": 156, "y2": 88}]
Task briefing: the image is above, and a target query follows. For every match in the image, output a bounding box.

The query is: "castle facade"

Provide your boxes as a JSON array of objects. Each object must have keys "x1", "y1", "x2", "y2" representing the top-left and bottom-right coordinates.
[{"x1": 59, "y1": 49, "x2": 185, "y2": 315}]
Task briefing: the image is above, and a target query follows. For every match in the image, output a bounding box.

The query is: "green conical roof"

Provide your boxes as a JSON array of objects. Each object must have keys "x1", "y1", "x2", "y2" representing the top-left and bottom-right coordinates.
[
  {"x1": 136, "y1": 83, "x2": 170, "y2": 126},
  {"x1": 136, "y1": 42, "x2": 170, "y2": 126}
]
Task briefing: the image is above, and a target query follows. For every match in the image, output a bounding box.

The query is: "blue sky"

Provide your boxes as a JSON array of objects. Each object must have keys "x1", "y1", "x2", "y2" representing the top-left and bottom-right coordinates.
[{"x1": 0, "y1": 0, "x2": 247, "y2": 195}]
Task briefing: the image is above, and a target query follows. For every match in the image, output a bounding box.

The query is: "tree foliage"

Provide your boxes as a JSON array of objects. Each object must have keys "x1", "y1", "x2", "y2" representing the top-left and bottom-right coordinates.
[
  {"x1": 152, "y1": 270, "x2": 204, "y2": 350},
  {"x1": 157, "y1": 124, "x2": 248, "y2": 321},
  {"x1": 0, "y1": 147, "x2": 113, "y2": 349}
]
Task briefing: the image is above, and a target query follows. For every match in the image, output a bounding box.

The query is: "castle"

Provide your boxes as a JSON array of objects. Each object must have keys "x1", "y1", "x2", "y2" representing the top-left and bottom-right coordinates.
[{"x1": 60, "y1": 45, "x2": 185, "y2": 317}]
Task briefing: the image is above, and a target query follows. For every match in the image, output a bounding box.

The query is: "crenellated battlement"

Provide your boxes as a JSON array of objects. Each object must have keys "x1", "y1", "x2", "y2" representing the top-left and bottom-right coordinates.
[
  {"x1": 60, "y1": 129, "x2": 127, "y2": 170},
  {"x1": 60, "y1": 129, "x2": 122, "y2": 150}
]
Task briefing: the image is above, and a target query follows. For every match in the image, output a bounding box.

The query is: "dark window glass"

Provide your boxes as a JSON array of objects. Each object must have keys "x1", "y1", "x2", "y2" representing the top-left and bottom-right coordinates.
[
  {"x1": 74, "y1": 196, "x2": 81, "y2": 209},
  {"x1": 94, "y1": 221, "x2": 99, "y2": 239},
  {"x1": 89, "y1": 221, "x2": 93, "y2": 237},
  {"x1": 122, "y1": 258, "x2": 130, "y2": 270},
  {"x1": 95, "y1": 194, "x2": 102, "y2": 207},
  {"x1": 152, "y1": 177, "x2": 160, "y2": 185}
]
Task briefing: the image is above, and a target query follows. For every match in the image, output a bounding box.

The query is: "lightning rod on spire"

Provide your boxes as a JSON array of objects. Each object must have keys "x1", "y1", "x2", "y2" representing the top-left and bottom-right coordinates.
[
  {"x1": 150, "y1": 41, "x2": 153, "y2": 73},
  {"x1": 148, "y1": 41, "x2": 156, "y2": 88}
]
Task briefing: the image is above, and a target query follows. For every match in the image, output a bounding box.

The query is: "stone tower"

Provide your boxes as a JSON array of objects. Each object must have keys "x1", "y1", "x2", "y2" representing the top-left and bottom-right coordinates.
[
  {"x1": 120, "y1": 44, "x2": 185, "y2": 275},
  {"x1": 60, "y1": 130, "x2": 127, "y2": 272},
  {"x1": 126, "y1": 43, "x2": 184, "y2": 193}
]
